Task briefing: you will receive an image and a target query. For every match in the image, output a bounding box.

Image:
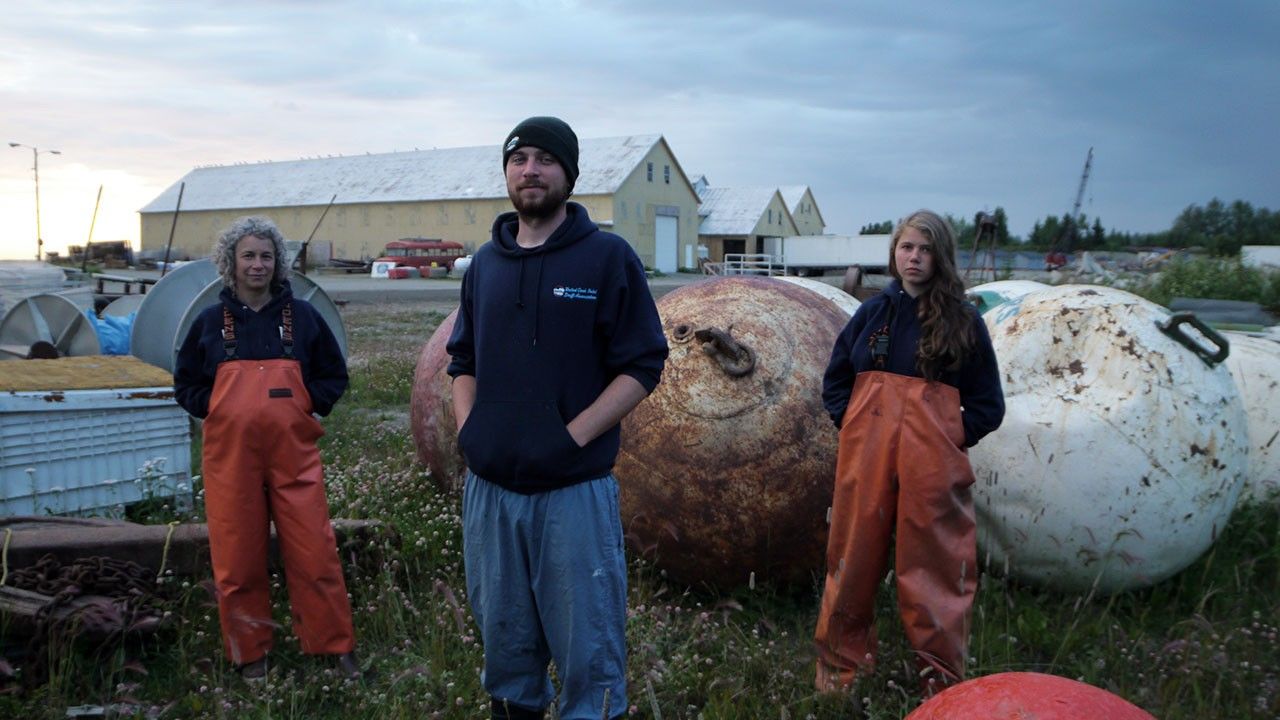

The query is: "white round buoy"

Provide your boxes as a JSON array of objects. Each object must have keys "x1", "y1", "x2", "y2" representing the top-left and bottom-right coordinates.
[
  {"x1": 967, "y1": 280, "x2": 1050, "y2": 315},
  {"x1": 1223, "y1": 331, "x2": 1280, "y2": 504},
  {"x1": 778, "y1": 276, "x2": 860, "y2": 317},
  {"x1": 971, "y1": 285, "x2": 1247, "y2": 594}
]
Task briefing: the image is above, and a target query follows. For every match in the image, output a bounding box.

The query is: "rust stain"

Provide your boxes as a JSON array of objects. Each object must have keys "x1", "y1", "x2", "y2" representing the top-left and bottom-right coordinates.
[
  {"x1": 1189, "y1": 443, "x2": 1207, "y2": 456},
  {"x1": 42, "y1": 392, "x2": 66, "y2": 403},
  {"x1": 124, "y1": 391, "x2": 174, "y2": 400}
]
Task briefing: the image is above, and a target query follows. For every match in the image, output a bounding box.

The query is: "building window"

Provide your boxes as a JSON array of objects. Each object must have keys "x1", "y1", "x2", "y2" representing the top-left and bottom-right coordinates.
[
  {"x1": 768, "y1": 209, "x2": 773, "y2": 224},
  {"x1": 664, "y1": 165, "x2": 670, "y2": 184},
  {"x1": 647, "y1": 162, "x2": 653, "y2": 182}
]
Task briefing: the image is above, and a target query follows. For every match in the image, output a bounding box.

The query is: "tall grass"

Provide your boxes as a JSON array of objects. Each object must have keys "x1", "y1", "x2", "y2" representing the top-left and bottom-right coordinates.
[{"x1": 1, "y1": 303, "x2": 1276, "y2": 718}]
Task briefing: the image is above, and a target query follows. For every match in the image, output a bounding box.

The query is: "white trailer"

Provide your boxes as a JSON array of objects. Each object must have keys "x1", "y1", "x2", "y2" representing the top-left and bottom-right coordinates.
[
  {"x1": 1242, "y1": 245, "x2": 1280, "y2": 269},
  {"x1": 772, "y1": 234, "x2": 891, "y2": 276}
]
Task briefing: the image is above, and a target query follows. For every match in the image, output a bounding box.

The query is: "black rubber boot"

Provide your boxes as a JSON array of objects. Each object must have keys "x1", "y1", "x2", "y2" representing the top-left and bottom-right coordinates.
[{"x1": 490, "y1": 697, "x2": 545, "y2": 720}]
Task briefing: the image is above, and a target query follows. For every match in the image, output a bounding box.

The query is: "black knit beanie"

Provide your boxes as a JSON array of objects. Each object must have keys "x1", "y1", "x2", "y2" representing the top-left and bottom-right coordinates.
[{"x1": 502, "y1": 116, "x2": 580, "y2": 189}]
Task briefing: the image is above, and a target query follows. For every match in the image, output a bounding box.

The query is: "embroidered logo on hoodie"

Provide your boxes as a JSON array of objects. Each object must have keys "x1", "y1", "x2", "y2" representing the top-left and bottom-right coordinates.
[{"x1": 552, "y1": 286, "x2": 598, "y2": 301}]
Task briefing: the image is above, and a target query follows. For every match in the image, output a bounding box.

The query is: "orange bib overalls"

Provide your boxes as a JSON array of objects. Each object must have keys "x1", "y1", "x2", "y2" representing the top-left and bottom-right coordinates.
[
  {"x1": 201, "y1": 305, "x2": 354, "y2": 665},
  {"x1": 815, "y1": 371, "x2": 977, "y2": 693}
]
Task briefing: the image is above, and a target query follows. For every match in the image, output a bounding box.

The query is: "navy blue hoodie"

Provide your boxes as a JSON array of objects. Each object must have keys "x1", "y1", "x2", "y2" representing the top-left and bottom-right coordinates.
[
  {"x1": 174, "y1": 281, "x2": 348, "y2": 419},
  {"x1": 822, "y1": 280, "x2": 1004, "y2": 447},
  {"x1": 446, "y1": 202, "x2": 668, "y2": 493}
]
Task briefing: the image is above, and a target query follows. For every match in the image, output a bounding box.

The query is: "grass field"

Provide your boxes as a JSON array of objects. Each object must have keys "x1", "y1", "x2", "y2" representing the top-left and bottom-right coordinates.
[{"x1": 1, "y1": 301, "x2": 1276, "y2": 719}]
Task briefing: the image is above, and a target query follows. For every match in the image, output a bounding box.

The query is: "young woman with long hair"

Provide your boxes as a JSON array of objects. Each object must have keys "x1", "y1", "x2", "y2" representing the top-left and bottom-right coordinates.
[{"x1": 814, "y1": 209, "x2": 1005, "y2": 695}]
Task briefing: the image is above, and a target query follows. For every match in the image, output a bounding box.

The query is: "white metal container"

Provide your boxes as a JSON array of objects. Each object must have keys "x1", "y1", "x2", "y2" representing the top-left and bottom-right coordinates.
[
  {"x1": 1223, "y1": 331, "x2": 1280, "y2": 504},
  {"x1": 970, "y1": 285, "x2": 1247, "y2": 594},
  {"x1": 0, "y1": 359, "x2": 192, "y2": 517}
]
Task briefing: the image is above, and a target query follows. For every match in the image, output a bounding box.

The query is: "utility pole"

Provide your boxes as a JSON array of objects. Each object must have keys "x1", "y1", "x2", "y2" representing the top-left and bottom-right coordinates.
[{"x1": 9, "y1": 142, "x2": 62, "y2": 261}]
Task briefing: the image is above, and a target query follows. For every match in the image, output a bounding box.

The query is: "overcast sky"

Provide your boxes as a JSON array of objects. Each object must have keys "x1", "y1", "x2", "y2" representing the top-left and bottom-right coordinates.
[{"x1": 2, "y1": 0, "x2": 1277, "y2": 260}]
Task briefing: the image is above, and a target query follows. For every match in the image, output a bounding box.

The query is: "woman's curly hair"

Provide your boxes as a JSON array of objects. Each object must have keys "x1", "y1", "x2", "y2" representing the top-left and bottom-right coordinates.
[
  {"x1": 212, "y1": 215, "x2": 289, "y2": 294},
  {"x1": 888, "y1": 209, "x2": 975, "y2": 380}
]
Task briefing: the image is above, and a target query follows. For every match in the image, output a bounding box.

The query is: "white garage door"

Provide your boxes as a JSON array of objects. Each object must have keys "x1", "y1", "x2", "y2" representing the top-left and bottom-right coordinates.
[{"x1": 655, "y1": 215, "x2": 678, "y2": 273}]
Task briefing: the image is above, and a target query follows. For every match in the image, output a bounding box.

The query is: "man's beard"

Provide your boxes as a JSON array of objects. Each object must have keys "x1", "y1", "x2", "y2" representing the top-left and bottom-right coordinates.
[{"x1": 509, "y1": 181, "x2": 570, "y2": 220}]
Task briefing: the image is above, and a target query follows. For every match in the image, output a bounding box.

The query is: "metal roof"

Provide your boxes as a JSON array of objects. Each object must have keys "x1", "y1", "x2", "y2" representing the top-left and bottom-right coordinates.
[
  {"x1": 779, "y1": 184, "x2": 826, "y2": 227},
  {"x1": 140, "y1": 135, "x2": 663, "y2": 214},
  {"x1": 697, "y1": 187, "x2": 790, "y2": 235},
  {"x1": 778, "y1": 185, "x2": 809, "y2": 212}
]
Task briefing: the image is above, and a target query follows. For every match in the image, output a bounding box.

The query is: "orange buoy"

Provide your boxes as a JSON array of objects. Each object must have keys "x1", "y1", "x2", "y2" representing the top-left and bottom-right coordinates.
[
  {"x1": 409, "y1": 309, "x2": 463, "y2": 492},
  {"x1": 905, "y1": 672, "x2": 1155, "y2": 720}
]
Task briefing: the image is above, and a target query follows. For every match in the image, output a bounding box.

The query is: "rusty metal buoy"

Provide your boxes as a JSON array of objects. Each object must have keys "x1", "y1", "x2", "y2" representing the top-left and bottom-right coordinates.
[
  {"x1": 616, "y1": 277, "x2": 848, "y2": 590},
  {"x1": 409, "y1": 309, "x2": 463, "y2": 492}
]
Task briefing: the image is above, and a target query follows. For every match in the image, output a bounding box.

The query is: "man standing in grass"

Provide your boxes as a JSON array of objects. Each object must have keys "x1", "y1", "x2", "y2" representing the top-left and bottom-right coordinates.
[{"x1": 446, "y1": 116, "x2": 668, "y2": 720}]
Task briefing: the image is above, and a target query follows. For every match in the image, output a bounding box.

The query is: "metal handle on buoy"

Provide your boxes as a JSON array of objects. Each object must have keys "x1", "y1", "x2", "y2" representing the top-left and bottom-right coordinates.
[
  {"x1": 693, "y1": 326, "x2": 756, "y2": 377},
  {"x1": 1156, "y1": 312, "x2": 1230, "y2": 367}
]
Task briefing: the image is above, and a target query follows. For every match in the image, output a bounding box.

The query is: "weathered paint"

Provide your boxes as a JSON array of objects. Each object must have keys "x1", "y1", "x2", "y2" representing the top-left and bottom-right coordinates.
[
  {"x1": 777, "y1": 276, "x2": 861, "y2": 317},
  {"x1": 969, "y1": 285, "x2": 1247, "y2": 594},
  {"x1": 966, "y1": 280, "x2": 1049, "y2": 316},
  {"x1": 1223, "y1": 331, "x2": 1280, "y2": 504},
  {"x1": 905, "y1": 672, "x2": 1155, "y2": 720},
  {"x1": 615, "y1": 276, "x2": 846, "y2": 589},
  {"x1": 409, "y1": 309, "x2": 463, "y2": 493}
]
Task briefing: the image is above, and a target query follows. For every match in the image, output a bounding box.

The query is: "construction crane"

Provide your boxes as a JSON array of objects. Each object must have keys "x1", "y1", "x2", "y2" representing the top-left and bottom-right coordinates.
[{"x1": 1045, "y1": 147, "x2": 1094, "y2": 271}]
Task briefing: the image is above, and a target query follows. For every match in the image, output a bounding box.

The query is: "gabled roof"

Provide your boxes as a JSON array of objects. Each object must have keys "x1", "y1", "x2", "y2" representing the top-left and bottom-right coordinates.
[
  {"x1": 697, "y1": 187, "x2": 792, "y2": 235},
  {"x1": 779, "y1": 184, "x2": 826, "y2": 226},
  {"x1": 140, "y1": 135, "x2": 664, "y2": 213}
]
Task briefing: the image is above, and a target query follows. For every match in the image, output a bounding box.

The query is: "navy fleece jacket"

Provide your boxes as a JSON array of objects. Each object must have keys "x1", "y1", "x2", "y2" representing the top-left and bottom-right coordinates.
[
  {"x1": 822, "y1": 280, "x2": 1004, "y2": 447},
  {"x1": 446, "y1": 202, "x2": 668, "y2": 493},
  {"x1": 173, "y1": 281, "x2": 348, "y2": 419}
]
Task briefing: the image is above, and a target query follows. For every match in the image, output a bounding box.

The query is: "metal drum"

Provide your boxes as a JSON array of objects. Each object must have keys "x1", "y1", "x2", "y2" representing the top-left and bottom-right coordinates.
[
  {"x1": 409, "y1": 309, "x2": 463, "y2": 492},
  {"x1": 1223, "y1": 331, "x2": 1280, "y2": 504},
  {"x1": 971, "y1": 285, "x2": 1247, "y2": 594},
  {"x1": 616, "y1": 276, "x2": 847, "y2": 589}
]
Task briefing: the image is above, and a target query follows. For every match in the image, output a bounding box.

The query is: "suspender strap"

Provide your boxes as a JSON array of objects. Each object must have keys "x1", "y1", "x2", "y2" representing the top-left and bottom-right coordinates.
[
  {"x1": 221, "y1": 306, "x2": 237, "y2": 360},
  {"x1": 223, "y1": 301, "x2": 294, "y2": 360},
  {"x1": 281, "y1": 301, "x2": 294, "y2": 359},
  {"x1": 872, "y1": 298, "x2": 897, "y2": 370}
]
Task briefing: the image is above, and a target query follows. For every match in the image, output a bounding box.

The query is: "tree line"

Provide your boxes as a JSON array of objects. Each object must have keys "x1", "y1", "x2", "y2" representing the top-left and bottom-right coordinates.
[{"x1": 857, "y1": 199, "x2": 1280, "y2": 256}]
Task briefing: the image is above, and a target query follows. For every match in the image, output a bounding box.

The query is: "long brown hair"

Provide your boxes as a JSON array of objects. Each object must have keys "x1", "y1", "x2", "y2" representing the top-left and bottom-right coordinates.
[{"x1": 888, "y1": 210, "x2": 974, "y2": 380}]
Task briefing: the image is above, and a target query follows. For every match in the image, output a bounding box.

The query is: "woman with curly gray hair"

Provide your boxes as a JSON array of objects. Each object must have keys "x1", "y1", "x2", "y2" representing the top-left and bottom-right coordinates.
[
  {"x1": 211, "y1": 215, "x2": 290, "y2": 297},
  {"x1": 174, "y1": 215, "x2": 365, "y2": 682}
]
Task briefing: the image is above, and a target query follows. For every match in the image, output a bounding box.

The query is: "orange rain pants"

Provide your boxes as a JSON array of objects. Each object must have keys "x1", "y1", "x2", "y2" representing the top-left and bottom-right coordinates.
[
  {"x1": 815, "y1": 371, "x2": 977, "y2": 692},
  {"x1": 202, "y1": 358, "x2": 355, "y2": 665}
]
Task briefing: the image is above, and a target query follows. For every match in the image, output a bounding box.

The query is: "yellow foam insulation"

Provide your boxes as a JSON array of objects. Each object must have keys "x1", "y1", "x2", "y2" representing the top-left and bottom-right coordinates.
[{"x1": 0, "y1": 355, "x2": 174, "y2": 392}]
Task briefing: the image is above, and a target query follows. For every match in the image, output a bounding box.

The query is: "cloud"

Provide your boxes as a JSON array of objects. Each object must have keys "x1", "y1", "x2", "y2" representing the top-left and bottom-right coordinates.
[{"x1": 1, "y1": 0, "x2": 1278, "y2": 259}]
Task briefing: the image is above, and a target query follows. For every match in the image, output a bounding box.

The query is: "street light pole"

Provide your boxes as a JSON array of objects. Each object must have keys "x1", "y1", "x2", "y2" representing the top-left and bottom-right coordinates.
[{"x1": 9, "y1": 142, "x2": 62, "y2": 261}]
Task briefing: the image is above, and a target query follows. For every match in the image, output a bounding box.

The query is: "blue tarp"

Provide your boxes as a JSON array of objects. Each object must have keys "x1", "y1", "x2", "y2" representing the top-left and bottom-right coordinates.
[{"x1": 84, "y1": 309, "x2": 135, "y2": 355}]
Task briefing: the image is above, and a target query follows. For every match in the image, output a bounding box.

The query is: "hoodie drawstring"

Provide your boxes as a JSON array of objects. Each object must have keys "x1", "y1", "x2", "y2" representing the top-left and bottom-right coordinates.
[
  {"x1": 514, "y1": 254, "x2": 546, "y2": 347},
  {"x1": 531, "y1": 254, "x2": 545, "y2": 347},
  {"x1": 516, "y1": 258, "x2": 527, "y2": 308}
]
